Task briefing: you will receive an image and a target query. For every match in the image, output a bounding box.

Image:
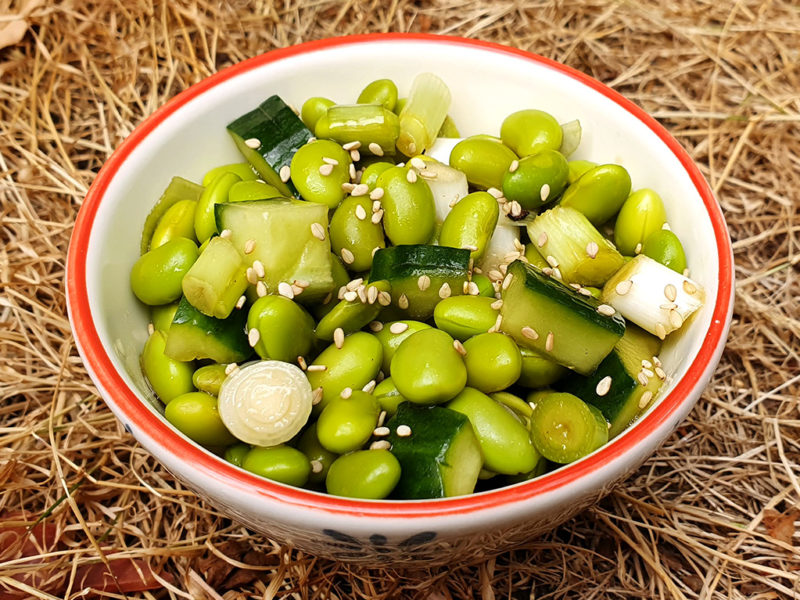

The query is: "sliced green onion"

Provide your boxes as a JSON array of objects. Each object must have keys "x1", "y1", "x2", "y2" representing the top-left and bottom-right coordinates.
[
  {"x1": 559, "y1": 119, "x2": 582, "y2": 158},
  {"x1": 396, "y1": 73, "x2": 452, "y2": 156}
]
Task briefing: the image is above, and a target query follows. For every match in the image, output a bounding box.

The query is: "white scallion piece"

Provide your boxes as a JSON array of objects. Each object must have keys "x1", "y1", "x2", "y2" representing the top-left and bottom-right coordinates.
[
  {"x1": 218, "y1": 361, "x2": 312, "y2": 447},
  {"x1": 477, "y1": 223, "x2": 521, "y2": 275},
  {"x1": 602, "y1": 255, "x2": 705, "y2": 338},
  {"x1": 413, "y1": 158, "x2": 469, "y2": 224},
  {"x1": 558, "y1": 119, "x2": 582, "y2": 158},
  {"x1": 396, "y1": 72, "x2": 452, "y2": 156}
]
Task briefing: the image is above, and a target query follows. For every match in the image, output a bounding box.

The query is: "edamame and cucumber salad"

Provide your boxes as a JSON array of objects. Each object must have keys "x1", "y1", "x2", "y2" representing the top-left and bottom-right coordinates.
[{"x1": 131, "y1": 73, "x2": 706, "y2": 500}]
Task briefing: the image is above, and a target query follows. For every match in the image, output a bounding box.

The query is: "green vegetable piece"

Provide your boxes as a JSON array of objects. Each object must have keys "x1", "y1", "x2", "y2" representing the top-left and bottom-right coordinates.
[
  {"x1": 391, "y1": 328, "x2": 467, "y2": 405},
  {"x1": 241, "y1": 445, "x2": 311, "y2": 487},
  {"x1": 587, "y1": 404, "x2": 610, "y2": 450},
  {"x1": 357, "y1": 79, "x2": 399, "y2": 112},
  {"x1": 360, "y1": 161, "x2": 393, "y2": 189},
  {"x1": 567, "y1": 160, "x2": 597, "y2": 184},
  {"x1": 165, "y1": 392, "x2": 237, "y2": 447},
  {"x1": 297, "y1": 423, "x2": 338, "y2": 486},
  {"x1": 502, "y1": 150, "x2": 569, "y2": 211},
  {"x1": 433, "y1": 296, "x2": 498, "y2": 341},
  {"x1": 140, "y1": 176, "x2": 204, "y2": 255},
  {"x1": 490, "y1": 391, "x2": 532, "y2": 420},
  {"x1": 247, "y1": 295, "x2": 315, "y2": 361},
  {"x1": 560, "y1": 164, "x2": 632, "y2": 225},
  {"x1": 192, "y1": 363, "x2": 228, "y2": 396},
  {"x1": 312, "y1": 254, "x2": 351, "y2": 320},
  {"x1": 471, "y1": 273, "x2": 495, "y2": 298},
  {"x1": 315, "y1": 281, "x2": 390, "y2": 341},
  {"x1": 449, "y1": 136, "x2": 518, "y2": 190},
  {"x1": 529, "y1": 392, "x2": 606, "y2": 464},
  {"x1": 518, "y1": 347, "x2": 568, "y2": 388},
  {"x1": 523, "y1": 243, "x2": 549, "y2": 270},
  {"x1": 130, "y1": 238, "x2": 198, "y2": 306},
  {"x1": 224, "y1": 442, "x2": 251, "y2": 467},
  {"x1": 149, "y1": 199, "x2": 198, "y2": 249},
  {"x1": 227, "y1": 180, "x2": 282, "y2": 203},
  {"x1": 181, "y1": 236, "x2": 249, "y2": 319},
  {"x1": 396, "y1": 72, "x2": 451, "y2": 156},
  {"x1": 447, "y1": 387, "x2": 539, "y2": 475},
  {"x1": 329, "y1": 196, "x2": 386, "y2": 270},
  {"x1": 373, "y1": 320, "x2": 432, "y2": 373},
  {"x1": 500, "y1": 109, "x2": 563, "y2": 157},
  {"x1": 559, "y1": 119, "x2": 582, "y2": 158},
  {"x1": 437, "y1": 114, "x2": 460, "y2": 138},
  {"x1": 315, "y1": 104, "x2": 400, "y2": 156},
  {"x1": 439, "y1": 191, "x2": 499, "y2": 259},
  {"x1": 614, "y1": 188, "x2": 668, "y2": 256},
  {"x1": 375, "y1": 166, "x2": 436, "y2": 245},
  {"x1": 642, "y1": 228, "x2": 687, "y2": 273},
  {"x1": 141, "y1": 330, "x2": 195, "y2": 404},
  {"x1": 462, "y1": 333, "x2": 522, "y2": 393},
  {"x1": 194, "y1": 172, "x2": 242, "y2": 243},
  {"x1": 202, "y1": 163, "x2": 257, "y2": 187},
  {"x1": 290, "y1": 139, "x2": 353, "y2": 209},
  {"x1": 316, "y1": 390, "x2": 380, "y2": 454},
  {"x1": 326, "y1": 450, "x2": 401, "y2": 499},
  {"x1": 373, "y1": 377, "x2": 406, "y2": 415},
  {"x1": 300, "y1": 96, "x2": 335, "y2": 132},
  {"x1": 306, "y1": 332, "x2": 383, "y2": 413},
  {"x1": 150, "y1": 301, "x2": 179, "y2": 333}
]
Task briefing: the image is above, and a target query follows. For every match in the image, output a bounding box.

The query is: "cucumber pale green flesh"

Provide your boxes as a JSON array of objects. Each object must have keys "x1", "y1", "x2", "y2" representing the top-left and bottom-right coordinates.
[
  {"x1": 499, "y1": 260, "x2": 625, "y2": 375},
  {"x1": 529, "y1": 392, "x2": 606, "y2": 464},
  {"x1": 140, "y1": 177, "x2": 204, "y2": 254},
  {"x1": 386, "y1": 403, "x2": 482, "y2": 499}
]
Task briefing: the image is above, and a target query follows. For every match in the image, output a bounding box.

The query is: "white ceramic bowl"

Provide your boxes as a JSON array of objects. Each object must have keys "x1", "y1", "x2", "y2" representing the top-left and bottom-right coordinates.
[{"x1": 67, "y1": 34, "x2": 734, "y2": 566}]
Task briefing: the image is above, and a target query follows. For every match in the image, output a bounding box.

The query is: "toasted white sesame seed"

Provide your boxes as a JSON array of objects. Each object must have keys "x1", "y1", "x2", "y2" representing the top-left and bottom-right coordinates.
[
  {"x1": 297, "y1": 356, "x2": 308, "y2": 370},
  {"x1": 351, "y1": 183, "x2": 369, "y2": 197},
  {"x1": 653, "y1": 355, "x2": 662, "y2": 367},
  {"x1": 453, "y1": 339, "x2": 467, "y2": 356},
  {"x1": 247, "y1": 327, "x2": 260, "y2": 347},
  {"x1": 369, "y1": 321, "x2": 383, "y2": 332},
  {"x1": 578, "y1": 288, "x2": 593, "y2": 297},
  {"x1": 312, "y1": 387, "x2": 324, "y2": 404},
  {"x1": 585, "y1": 241, "x2": 599, "y2": 259},
  {"x1": 546, "y1": 255, "x2": 559, "y2": 268},
  {"x1": 597, "y1": 304, "x2": 616, "y2": 317},
  {"x1": 340, "y1": 386, "x2": 353, "y2": 399},
  {"x1": 371, "y1": 210, "x2": 384, "y2": 224},
  {"x1": 462, "y1": 280, "x2": 470, "y2": 294},
  {"x1": 467, "y1": 281, "x2": 480, "y2": 296},
  {"x1": 634, "y1": 242, "x2": 642, "y2": 255},
  {"x1": 488, "y1": 269, "x2": 503, "y2": 281},
  {"x1": 355, "y1": 204, "x2": 367, "y2": 220},
  {"x1": 370, "y1": 187, "x2": 385, "y2": 201},
  {"x1": 419, "y1": 170, "x2": 437, "y2": 180},
  {"x1": 244, "y1": 137, "x2": 261, "y2": 149},
  {"x1": 368, "y1": 142, "x2": 384, "y2": 156},
  {"x1": 485, "y1": 187, "x2": 502, "y2": 199},
  {"x1": 310, "y1": 460, "x2": 323, "y2": 474},
  {"x1": 398, "y1": 293, "x2": 410, "y2": 309},
  {"x1": 246, "y1": 267, "x2": 257, "y2": 285},
  {"x1": 377, "y1": 409, "x2": 387, "y2": 426},
  {"x1": 655, "y1": 366, "x2": 666, "y2": 380},
  {"x1": 236, "y1": 295, "x2": 247, "y2": 309},
  {"x1": 240, "y1": 239, "x2": 256, "y2": 255},
  {"x1": 279, "y1": 165, "x2": 291, "y2": 182},
  {"x1": 540, "y1": 183, "x2": 551, "y2": 202},
  {"x1": 642, "y1": 368, "x2": 655, "y2": 378},
  {"x1": 253, "y1": 260, "x2": 265, "y2": 279},
  {"x1": 276, "y1": 281, "x2": 293, "y2": 299},
  {"x1": 224, "y1": 363, "x2": 238, "y2": 375},
  {"x1": 147, "y1": 322, "x2": 155, "y2": 335},
  {"x1": 349, "y1": 163, "x2": 357, "y2": 180},
  {"x1": 343, "y1": 290, "x2": 357, "y2": 302},
  {"x1": 350, "y1": 149, "x2": 360, "y2": 162},
  {"x1": 502, "y1": 273, "x2": 514, "y2": 290},
  {"x1": 307, "y1": 364, "x2": 327, "y2": 372},
  {"x1": 509, "y1": 201, "x2": 522, "y2": 217},
  {"x1": 664, "y1": 284, "x2": 677, "y2": 302},
  {"x1": 637, "y1": 372, "x2": 650, "y2": 386},
  {"x1": 362, "y1": 380, "x2": 377, "y2": 393},
  {"x1": 319, "y1": 156, "x2": 339, "y2": 166},
  {"x1": 411, "y1": 275, "x2": 429, "y2": 292},
  {"x1": 669, "y1": 309, "x2": 684, "y2": 329},
  {"x1": 638, "y1": 391, "x2": 654, "y2": 409},
  {"x1": 552, "y1": 267, "x2": 563, "y2": 280},
  {"x1": 389, "y1": 322, "x2": 409, "y2": 335},
  {"x1": 343, "y1": 141, "x2": 361, "y2": 151},
  {"x1": 491, "y1": 299, "x2": 503, "y2": 310},
  {"x1": 342, "y1": 182, "x2": 356, "y2": 192},
  {"x1": 493, "y1": 314, "x2": 503, "y2": 331},
  {"x1": 256, "y1": 281, "x2": 268, "y2": 297},
  {"x1": 406, "y1": 169, "x2": 418, "y2": 183},
  {"x1": 683, "y1": 280, "x2": 697, "y2": 295},
  {"x1": 641, "y1": 359, "x2": 653, "y2": 369},
  {"x1": 333, "y1": 327, "x2": 345, "y2": 349},
  {"x1": 370, "y1": 440, "x2": 391, "y2": 450},
  {"x1": 341, "y1": 248, "x2": 355, "y2": 264},
  {"x1": 537, "y1": 232, "x2": 548, "y2": 247},
  {"x1": 219, "y1": 228, "x2": 232, "y2": 239},
  {"x1": 319, "y1": 163, "x2": 334, "y2": 176},
  {"x1": 508, "y1": 159, "x2": 519, "y2": 173},
  {"x1": 660, "y1": 302, "x2": 678, "y2": 310},
  {"x1": 410, "y1": 157, "x2": 427, "y2": 170},
  {"x1": 367, "y1": 285, "x2": 379, "y2": 305},
  {"x1": 545, "y1": 331, "x2": 554, "y2": 352},
  {"x1": 438, "y1": 282, "x2": 451, "y2": 299},
  {"x1": 378, "y1": 291, "x2": 392, "y2": 306},
  {"x1": 521, "y1": 326, "x2": 539, "y2": 340},
  {"x1": 569, "y1": 283, "x2": 581, "y2": 290},
  {"x1": 310, "y1": 222, "x2": 326, "y2": 241},
  {"x1": 655, "y1": 323, "x2": 667, "y2": 340},
  {"x1": 596, "y1": 376, "x2": 613, "y2": 396},
  {"x1": 396, "y1": 425, "x2": 412, "y2": 437},
  {"x1": 373, "y1": 426, "x2": 390, "y2": 437},
  {"x1": 616, "y1": 280, "x2": 633, "y2": 295}
]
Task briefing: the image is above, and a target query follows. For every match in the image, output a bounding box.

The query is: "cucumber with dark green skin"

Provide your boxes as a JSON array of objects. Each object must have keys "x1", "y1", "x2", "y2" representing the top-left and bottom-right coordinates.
[
  {"x1": 140, "y1": 177, "x2": 204, "y2": 254},
  {"x1": 164, "y1": 296, "x2": 252, "y2": 364},
  {"x1": 227, "y1": 95, "x2": 313, "y2": 198},
  {"x1": 369, "y1": 245, "x2": 471, "y2": 319},
  {"x1": 386, "y1": 403, "x2": 482, "y2": 499},
  {"x1": 557, "y1": 324, "x2": 662, "y2": 437},
  {"x1": 499, "y1": 260, "x2": 625, "y2": 375}
]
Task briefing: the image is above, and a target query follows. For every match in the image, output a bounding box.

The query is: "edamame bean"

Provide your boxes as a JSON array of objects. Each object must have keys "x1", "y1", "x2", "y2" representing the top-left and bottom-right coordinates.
[
  {"x1": 224, "y1": 442, "x2": 250, "y2": 467},
  {"x1": 373, "y1": 320, "x2": 431, "y2": 372},
  {"x1": 201, "y1": 163, "x2": 256, "y2": 187},
  {"x1": 567, "y1": 160, "x2": 597, "y2": 184},
  {"x1": 517, "y1": 347, "x2": 568, "y2": 388},
  {"x1": 315, "y1": 281, "x2": 390, "y2": 341},
  {"x1": 560, "y1": 164, "x2": 631, "y2": 225},
  {"x1": 375, "y1": 166, "x2": 436, "y2": 245},
  {"x1": 130, "y1": 237, "x2": 198, "y2": 305},
  {"x1": 373, "y1": 377, "x2": 405, "y2": 415},
  {"x1": 462, "y1": 332, "x2": 522, "y2": 393},
  {"x1": 300, "y1": 96, "x2": 335, "y2": 132},
  {"x1": 449, "y1": 136, "x2": 518, "y2": 190},
  {"x1": 447, "y1": 387, "x2": 540, "y2": 475},
  {"x1": 241, "y1": 445, "x2": 311, "y2": 487},
  {"x1": 247, "y1": 295, "x2": 316, "y2": 362},
  {"x1": 613, "y1": 188, "x2": 668, "y2": 256},
  {"x1": 360, "y1": 161, "x2": 393, "y2": 188},
  {"x1": 150, "y1": 301, "x2": 179, "y2": 333},
  {"x1": 433, "y1": 296, "x2": 498, "y2": 341},
  {"x1": 500, "y1": 109, "x2": 563, "y2": 157},
  {"x1": 439, "y1": 191, "x2": 499, "y2": 259},
  {"x1": 297, "y1": 423, "x2": 338, "y2": 485},
  {"x1": 194, "y1": 172, "x2": 242, "y2": 243},
  {"x1": 490, "y1": 391, "x2": 532, "y2": 420},
  {"x1": 502, "y1": 150, "x2": 569, "y2": 210},
  {"x1": 391, "y1": 328, "x2": 466, "y2": 405},
  {"x1": 642, "y1": 228, "x2": 687, "y2": 273},
  {"x1": 149, "y1": 199, "x2": 198, "y2": 249},
  {"x1": 329, "y1": 196, "x2": 386, "y2": 271},
  {"x1": 227, "y1": 180, "x2": 282, "y2": 202},
  {"x1": 192, "y1": 363, "x2": 228, "y2": 396},
  {"x1": 471, "y1": 273, "x2": 496, "y2": 297},
  {"x1": 141, "y1": 330, "x2": 195, "y2": 403},
  {"x1": 357, "y1": 79, "x2": 399, "y2": 112},
  {"x1": 326, "y1": 450, "x2": 401, "y2": 499},
  {"x1": 290, "y1": 139, "x2": 352, "y2": 209},
  {"x1": 315, "y1": 104, "x2": 400, "y2": 156},
  {"x1": 306, "y1": 332, "x2": 383, "y2": 412},
  {"x1": 164, "y1": 391, "x2": 236, "y2": 447},
  {"x1": 316, "y1": 390, "x2": 380, "y2": 454}
]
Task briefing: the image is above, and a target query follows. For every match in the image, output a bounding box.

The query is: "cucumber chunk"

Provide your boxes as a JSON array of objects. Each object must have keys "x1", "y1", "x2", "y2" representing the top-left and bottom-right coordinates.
[
  {"x1": 140, "y1": 176, "x2": 204, "y2": 254},
  {"x1": 529, "y1": 392, "x2": 606, "y2": 464},
  {"x1": 164, "y1": 297, "x2": 251, "y2": 364},
  {"x1": 181, "y1": 236, "x2": 249, "y2": 319}
]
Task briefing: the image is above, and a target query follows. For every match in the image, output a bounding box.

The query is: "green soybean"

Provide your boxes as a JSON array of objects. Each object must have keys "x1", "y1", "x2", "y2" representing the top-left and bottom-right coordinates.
[
  {"x1": 433, "y1": 296, "x2": 498, "y2": 341},
  {"x1": 357, "y1": 79, "x2": 398, "y2": 112},
  {"x1": 241, "y1": 445, "x2": 311, "y2": 487},
  {"x1": 560, "y1": 164, "x2": 631, "y2": 225},
  {"x1": 391, "y1": 328, "x2": 467, "y2": 405},
  {"x1": 517, "y1": 347, "x2": 568, "y2": 388},
  {"x1": 192, "y1": 363, "x2": 228, "y2": 396},
  {"x1": 290, "y1": 139, "x2": 352, "y2": 209},
  {"x1": 471, "y1": 273, "x2": 496, "y2": 298},
  {"x1": 149, "y1": 199, "x2": 197, "y2": 249},
  {"x1": 462, "y1": 333, "x2": 522, "y2": 393},
  {"x1": 447, "y1": 387, "x2": 540, "y2": 475},
  {"x1": 642, "y1": 228, "x2": 687, "y2": 273},
  {"x1": 201, "y1": 163, "x2": 256, "y2": 187},
  {"x1": 315, "y1": 281, "x2": 390, "y2": 341},
  {"x1": 502, "y1": 150, "x2": 569, "y2": 211},
  {"x1": 567, "y1": 160, "x2": 597, "y2": 184},
  {"x1": 224, "y1": 442, "x2": 251, "y2": 467},
  {"x1": 360, "y1": 161, "x2": 393, "y2": 189},
  {"x1": 130, "y1": 237, "x2": 198, "y2": 305},
  {"x1": 490, "y1": 391, "x2": 532, "y2": 420},
  {"x1": 227, "y1": 180, "x2": 282, "y2": 202},
  {"x1": 614, "y1": 188, "x2": 668, "y2": 256},
  {"x1": 141, "y1": 330, "x2": 195, "y2": 403},
  {"x1": 194, "y1": 171, "x2": 241, "y2": 243},
  {"x1": 316, "y1": 390, "x2": 380, "y2": 454},
  {"x1": 247, "y1": 295, "x2": 316, "y2": 362},
  {"x1": 300, "y1": 96, "x2": 335, "y2": 132},
  {"x1": 450, "y1": 136, "x2": 518, "y2": 190},
  {"x1": 375, "y1": 166, "x2": 436, "y2": 245},
  {"x1": 315, "y1": 104, "x2": 400, "y2": 156},
  {"x1": 500, "y1": 109, "x2": 563, "y2": 157},
  {"x1": 326, "y1": 450, "x2": 401, "y2": 499},
  {"x1": 329, "y1": 196, "x2": 386, "y2": 271},
  {"x1": 150, "y1": 301, "x2": 179, "y2": 333},
  {"x1": 297, "y1": 423, "x2": 338, "y2": 485},
  {"x1": 373, "y1": 320, "x2": 431, "y2": 373},
  {"x1": 439, "y1": 191, "x2": 499, "y2": 259},
  {"x1": 164, "y1": 391, "x2": 236, "y2": 447},
  {"x1": 373, "y1": 377, "x2": 406, "y2": 415}
]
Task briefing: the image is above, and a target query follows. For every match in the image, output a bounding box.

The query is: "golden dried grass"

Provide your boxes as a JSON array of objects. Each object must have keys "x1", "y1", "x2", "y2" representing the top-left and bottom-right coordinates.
[{"x1": 1, "y1": 0, "x2": 799, "y2": 598}]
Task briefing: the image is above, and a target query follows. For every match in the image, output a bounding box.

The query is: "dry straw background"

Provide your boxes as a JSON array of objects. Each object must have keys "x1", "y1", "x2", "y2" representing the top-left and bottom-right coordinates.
[{"x1": 1, "y1": 0, "x2": 799, "y2": 598}]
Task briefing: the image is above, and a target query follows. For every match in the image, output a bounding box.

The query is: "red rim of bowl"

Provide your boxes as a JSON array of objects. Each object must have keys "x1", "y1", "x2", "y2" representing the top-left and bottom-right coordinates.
[{"x1": 67, "y1": 33, "x2": 733, "y2": 518}]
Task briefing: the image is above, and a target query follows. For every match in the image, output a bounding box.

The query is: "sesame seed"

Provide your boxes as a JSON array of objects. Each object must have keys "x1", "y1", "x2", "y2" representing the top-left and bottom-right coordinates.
[
  {"x1": 340, "y1": 387, "x2": 353, "y2": 399},
  {"x1": 362, "y1": 380, "x2": 377, "y2": 393},
  {"x1": 318, "y1": 163, "x2": 334, "y2": 176},
  {"x1": 419, "y1": 170, "x2": 437, "y2": 180},
  {"x1": 333, "y1": 327, "x2": 345, "y2": 349},
  {"x1": 373, "y1": 426, "x2": 390, "y2": 437},
  {"x1": 368, "y1": 142, "x2": 384, "y2": 156},
  {"x1": 396, "y1": 425, "x2": 412, "y2": 437},
  {"x1": 410, "y1": 157, "x2": 426, "y2": 170},
  {"x1": 537, "y1": 232, "x2": 548, "y2": 247},
  {"x1": 502, "y1": 273, "x2": 514, "y2": 290},
  {"x1": 370, "y1": 187, "x2": 385, "y2": 201},
  {"x1": 669, "y1": 309, "x2": 684, "y2": 329},
  {"x1": 370, "y1": 440, "x2": 391, "y2": 450},
  {"x1": 256, "y1": 281, "x2": 268, "y2": 297},
  {"x1": 297, "y1": 356, "x2": 307, "y2": 370},
  {"x1": 642, "y1": 368, "x2": 655, "y2": 378},
  {"x1": 634, "y1": 242, "x2": 642, "y2": 255},
  {"x1": 220, "y1": 228, "x2": 232, "y2": 239},
  {"x1": 307, "y1": 364, "x2": 327, "y2": 372},
  {"x1": 540, "y1": 183, "x2": 551, "y2": 202},
  {"x1": 342, "y1": 182, "x2": 356, "y2": 192},
  {"x1": 491, "y1": 299, "x2": 503, "y2": 310},
  {"x1": 279, "y1": 165, "x2": 291, "y2": 182},
  {"x1": 683, "y1": 280, "x2": 697, "y2": 295},
  {"x1": 355, "y1": 204, "x2": 367, "y2": 220},
  {"x1": 637, "y1": 372, "x2": 650, "y2": 386},
  {"x1": 398, "y1": 293, "x2": 410, "y2": 309},
  {"x1": 235, "y1": 295, "x2": 247, "y2": 309},
  {"x1": 655, "y1": 366, "x2": 666, "y2": 380},
  {"x1": 642, "y1": 359, "x2": 653, "y2": 369},
  {"x1": 357, "y1": 286, "x2": 367, "y2": 305},
  {"x1": 569, "y1": 283, "x2": 581, "y2": 290},
  {"x1": 546, "y1": 255, "x2": 559, "y2": 268},
  {"x1": 521, "y1": 326, "x2": 539, "y2": 340},
  {"x1": 277, "y1": 282, "x2": 294, "y2": 299},
  {"x1": 655, "y1": 323, "x2": 667, "y2": 340},
  {"x1": 438, "y1": 282, "x2": 451, "y2": 299},
  {"x1": 247, "y1": 328, "x2": 260, "y2": 347},
  {"x1": 449, "y1": 197, "x2": 460, "y2": 208},
  {"x1": 683, "y1": 268, "x2": 691, "y2": 277},
  {"x1": 378, "y1": 291, "x2": 392, "y2": 306},
  {"x1": 147, "y1": 322, "x2": 154, "y2": 335},
  {"x1": 595, "y1": 376, "x2": 613, "y2": 396},
  {"x1": 253, "y1": 260, "x2": 265, "y2": 278},
  {"x1": 615, "y1": 280, "x2": 633, "y2": 295},
  {"x1": 467, "y1": 281, "x2": 480, "y2": 295},
  {"x1": 638, "y1": 391, "x2": 653, "y2": 409},
  {"x1": 377, "y1": 410, "x2": 387, "y2": 427},
  {"x1": 367, "y1": 285, "x2": 379, "y2": 304},
  {"x1": 406, "y1": 169, "x2": 418, "y2": 183},
  {"x1": 349, "y1": 164, "x2": 357, "y2": 180},
  {"x1": 552, "y1": 267, "x2": 563, "y2": 280},
  {"x1": 653, "y1": 355, "x2": 662, "y2": 367},
  {"x1": 246, "y1": 267, "x2": 257, "y2": 285},
  {"x1": 664, "y1": 284, "x2": 677, "y2": 302},
  {"x1": 343, "y1": 290, "x2": 357, "y2": 302},
  {"x1": 463, "y1": 244, "x2": 479, "y2": 252},
  {"x1": 586, "y1": 242, "x2": 599, "y2": 259},
  {"x1": 368, "y1": 321, "x2": 383, "y2": 332},
  {"x1": 509, "y1": 159, "x2": 519, "y2": 173},
  {"x1": 504, "y1": 251, "x2": 521, "y2": 262},
  {"x1": 310, "y1": 223, "x2": 327, "y2": 241},
  {"x1": 660, "y1": 302, "x2": 678, "y2": 310},
  {"x1": 487, "y1": 187, "x2": 503, "y2": 199},
  {"x1": 542, "y1": 267, "x2": 553, "y2": 276},
  {"x1": 343, "y1": 141, "x2": 361, "y2": 151},
  {"x1": 371, "y1": 210, "x2": 384, "y2": 224},
  {"x1": 310, "y1": 460, "x2": 323, "y2": 474},
  {"x1": 453, "y1": 339, "x2": 467, "y2": 356},
  {"x1": 341, "y1": 248, "x2": 355, "y2": 264},
  {"x1": 390, "y1": 322, "x2": 409, "y2": 335},
  {"x1": 312, "y1": 387, "x2": 324, "y2": 404},
  {"x1": 244, "y1": 137, "x2": 261, "y2": 149},
  {"x1": 350, "y1": 149, "x2": 361, "y2": 162},
  {"x1": 240, "y1": 239, "x2": 256, "y2": 255},
  {"x1": 493, "y1": 314, "x2": 503, "y2": 331},
  {"x1": 488, "y1": 269, "x2": 503, "y2": 281},
  {"x1": 597, "y1": 304, "x2": 616, "y2": 317},
  {"x1": 224, "y1": 363, "x2": 239, "y2": 375},
  {"x1": 351, "y1": 183, "x2": 369, "y2": 197},
  {"x1": 294, "y1": 279, "x2": 310, "y2": 289},
  {"x1": 545, "y1": 331, "x2": 554, "y2": 352},
  {"x1": 509, "y1": 201, "x2": 522, "y2": 217},
  {"x1": 578, "y1": 288, "x2": 593, "y2": 297}
]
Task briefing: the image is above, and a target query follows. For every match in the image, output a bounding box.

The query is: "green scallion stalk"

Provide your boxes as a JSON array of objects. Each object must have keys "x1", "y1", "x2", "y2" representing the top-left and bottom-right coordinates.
[{"x1": 396, "y1": 73, "x2": 452, "y2": 156}]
